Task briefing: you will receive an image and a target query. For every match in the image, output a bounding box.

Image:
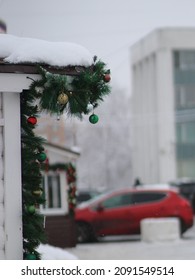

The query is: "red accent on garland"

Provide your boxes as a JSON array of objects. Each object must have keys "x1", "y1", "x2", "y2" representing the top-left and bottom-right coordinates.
[
  {"x1": 103, "y1": 73, "x2": 111, "y2": 83},
  {"x1": 27, "y1": 116, "x2": 37, "y2": 125}
]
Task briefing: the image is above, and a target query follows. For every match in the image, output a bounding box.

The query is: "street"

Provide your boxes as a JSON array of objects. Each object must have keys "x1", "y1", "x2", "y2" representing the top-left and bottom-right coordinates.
[{"x1": 66, "y1": 221, "x2": 195, "y2": 260}]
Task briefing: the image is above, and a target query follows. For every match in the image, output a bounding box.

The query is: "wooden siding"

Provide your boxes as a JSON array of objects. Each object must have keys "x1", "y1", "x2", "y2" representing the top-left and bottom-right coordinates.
[{"x1": 44, "y1": 215, "x2": 76, "y2": 248}]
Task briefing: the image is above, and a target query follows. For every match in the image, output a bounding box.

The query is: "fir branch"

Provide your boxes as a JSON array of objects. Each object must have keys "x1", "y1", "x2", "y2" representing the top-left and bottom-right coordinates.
[{"x1": 26, "y1": 60, "x2": 111, "y2": 118}]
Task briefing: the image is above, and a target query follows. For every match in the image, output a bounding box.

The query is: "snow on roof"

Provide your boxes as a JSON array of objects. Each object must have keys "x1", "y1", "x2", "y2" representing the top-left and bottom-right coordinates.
[{"x1": 0, "y1": 34, "x2": 94, "y2": 67}]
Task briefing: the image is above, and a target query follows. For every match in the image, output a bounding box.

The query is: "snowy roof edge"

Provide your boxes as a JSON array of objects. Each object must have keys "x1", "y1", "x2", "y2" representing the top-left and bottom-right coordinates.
[{"x1": 0, "y1": 34, "x2": 94, "y2": 68}]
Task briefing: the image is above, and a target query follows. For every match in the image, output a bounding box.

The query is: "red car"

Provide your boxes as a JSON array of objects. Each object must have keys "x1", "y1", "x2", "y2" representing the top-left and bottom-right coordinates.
[{"x1": 75, "y1": 188, "x2": 193, "y2": 242}]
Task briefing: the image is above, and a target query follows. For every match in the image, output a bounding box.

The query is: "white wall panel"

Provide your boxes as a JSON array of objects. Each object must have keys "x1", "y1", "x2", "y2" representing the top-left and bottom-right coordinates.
[
  {"x1": 0, "y1": 92, "x2": 5, "y2": 259},
  {"x1": 3, "y1": 92, "x2": 23, "y2": 259}
]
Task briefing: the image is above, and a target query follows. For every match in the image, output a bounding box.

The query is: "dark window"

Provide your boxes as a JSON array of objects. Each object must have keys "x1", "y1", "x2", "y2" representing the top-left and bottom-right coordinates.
[
  {"x1": 94, "y1": 192, "x2": 166, "y2": 210},
  {"x1": 77, "y1": 193, "x2": 92, "y2": 203},
  {"x1": 131, "y1": 192, "x2": 166, "y2": 204},
  {"x1": 42, "y1": 173, "x2": 61, "y2": 209},
  {"x1": 77, "y1": 191, "x2": 100, "y2": 204},
  {"x1": 174, "y1": 51, "x2": 180, "y2": 69},
  {"x1": 175, "y1": 85, "x2": 195, "y2": 110},
  {"x1": 102, "y1": 193, "x2": 131, "y2": 209},
  {"x1": 174, "y1": 50, "x2": 195, "y2": 70}
]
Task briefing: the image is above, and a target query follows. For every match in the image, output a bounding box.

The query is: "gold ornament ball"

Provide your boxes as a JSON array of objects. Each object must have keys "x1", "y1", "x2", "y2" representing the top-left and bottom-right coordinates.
[
  {"x1": 33, "y1": 189, "x2": 43, "y2": 197},
  {"x1": 57, "y1": 93, "x2": 69, "y2": 105}
]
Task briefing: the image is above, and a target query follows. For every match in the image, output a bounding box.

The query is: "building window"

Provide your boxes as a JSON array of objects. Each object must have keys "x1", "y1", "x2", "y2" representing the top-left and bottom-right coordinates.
[
  {"x1": 174, "y1": 50, "x2": 195, "y2": 70},
  {"x1": 177, "y1": 122, "x2": 195, "y2": 144},
  {"x1": 174, "y1": 50, "x2": 195, "y2": 179},
  {"x1": 41, "y1": 172, "x2": 68, "y2": 215},
  {"x1": 43, "y1": 174, "x2": 61, "y2": 208},
  {"x1": 175, "y1": 85, "x2": 195, "y2": 109}
]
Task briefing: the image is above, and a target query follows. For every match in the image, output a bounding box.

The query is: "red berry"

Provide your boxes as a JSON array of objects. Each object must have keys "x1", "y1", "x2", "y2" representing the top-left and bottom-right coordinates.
[{"x1": 27, "y1": 116, "x2": 37, "y2": 125}]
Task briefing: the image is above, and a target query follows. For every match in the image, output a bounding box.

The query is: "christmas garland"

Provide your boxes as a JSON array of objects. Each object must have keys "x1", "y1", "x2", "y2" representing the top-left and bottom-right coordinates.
[
  {"x1": 20, "y1": 57, "x2": 111, "y2": 260},
  {"x1": 21, "y1": 90, "x2": 47, "y2": 260},
  {"x1": 29, "y1": 58, "x2": 111, "y2": 123}
]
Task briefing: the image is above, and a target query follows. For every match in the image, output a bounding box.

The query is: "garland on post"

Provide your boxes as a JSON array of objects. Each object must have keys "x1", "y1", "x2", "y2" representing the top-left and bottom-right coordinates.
[
  {"x1": 21, "y1": 90, "x2": 47, "y2": 260},
  {"x1": 20, "y1": 57, "x2": 111, "y2": 260}
]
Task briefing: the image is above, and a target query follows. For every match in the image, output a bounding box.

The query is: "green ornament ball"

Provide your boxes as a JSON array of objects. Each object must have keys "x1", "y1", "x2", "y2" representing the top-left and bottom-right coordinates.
[
  {"x1": 25, "y1": 253, "x2": 37, "y2": 260},
  {"x1": 27, "y1": 205, "x2": 36, "y2": 214},
  {"x1": 37, "y1": 152, "x2": 47, "y2": 162},
  {"x1": 89, "y1": 114, "x2": 99, "y2": 124}
]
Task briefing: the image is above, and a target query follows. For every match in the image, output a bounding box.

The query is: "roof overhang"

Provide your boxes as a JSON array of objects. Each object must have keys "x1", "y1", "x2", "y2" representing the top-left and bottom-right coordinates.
[
  {"x1": 44, "y1": 142, "x2": 80, "y2": 161},
  {"x1": 0, "y1": 59, "x2": 92, "y2": 92}
]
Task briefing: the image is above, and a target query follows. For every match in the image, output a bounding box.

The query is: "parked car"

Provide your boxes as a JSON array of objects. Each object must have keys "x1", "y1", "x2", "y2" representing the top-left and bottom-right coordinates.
[
  {"x1": 75, "y1": 188, "x2": 193, "y2": 242},
  {"x1": 169, "y1": 178, "x2": 195, "y2": 213}
]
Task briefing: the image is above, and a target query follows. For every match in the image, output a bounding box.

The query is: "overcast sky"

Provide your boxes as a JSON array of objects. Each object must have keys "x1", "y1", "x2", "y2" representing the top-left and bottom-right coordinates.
[
  {"x1": 2, "y1": 0, "x2": 195, "y2": 188},
  {"x1": 1, "y1": 0, "x2": 195, "y2": 92}
]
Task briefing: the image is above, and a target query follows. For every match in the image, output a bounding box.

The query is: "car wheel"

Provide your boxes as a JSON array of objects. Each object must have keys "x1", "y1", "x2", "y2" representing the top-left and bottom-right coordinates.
[
  {"x1": 179, "y1": 219, "x2": 187, "y2": 235},
  {"x1": 76, "y1": 222, "x2": 95, "y2": 243}
]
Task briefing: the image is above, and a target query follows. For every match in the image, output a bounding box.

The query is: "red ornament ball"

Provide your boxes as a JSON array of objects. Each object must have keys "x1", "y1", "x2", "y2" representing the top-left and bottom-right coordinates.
[
  {"x1": 27, "y1": 116, "x2": 37, "y2": 125},
  {"x1": 103, "y1": 73, "x2": 111, "y2": 83}
]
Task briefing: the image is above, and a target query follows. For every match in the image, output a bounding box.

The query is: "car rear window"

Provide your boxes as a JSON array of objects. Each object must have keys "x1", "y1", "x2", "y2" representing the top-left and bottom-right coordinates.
[{"x1": 131, "y1": 192, "x2": 167, "y2": 204}]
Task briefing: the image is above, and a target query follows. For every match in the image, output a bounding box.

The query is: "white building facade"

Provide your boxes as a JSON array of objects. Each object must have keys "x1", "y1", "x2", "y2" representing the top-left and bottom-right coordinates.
[{"x1": 131, "y1": 28, "x2": 195, "y2": 184}]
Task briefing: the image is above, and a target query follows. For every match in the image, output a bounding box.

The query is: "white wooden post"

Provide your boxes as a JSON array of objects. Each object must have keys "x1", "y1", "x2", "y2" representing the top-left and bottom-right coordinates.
[
  {"x1": 0, "y1": 92, "x2": 5, "y2": 259},
  {"x1": 0, "y1": 72, "x2": 39, "y2": 259},
  {"x1": 3, "y1": 92, "x2": 23, "y2": 259}
]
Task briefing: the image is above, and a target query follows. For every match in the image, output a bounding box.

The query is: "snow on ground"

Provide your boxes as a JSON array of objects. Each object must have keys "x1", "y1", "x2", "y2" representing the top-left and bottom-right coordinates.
[
  {"x1": 38, "y1": 220, "x2": 195, "y2": 260},
  {"x1": 38, "y1": 244, "x2": 78, "y2": 260},
  {"x1": 0, "y1": 34, "x2": 94, "y2": 67}
]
